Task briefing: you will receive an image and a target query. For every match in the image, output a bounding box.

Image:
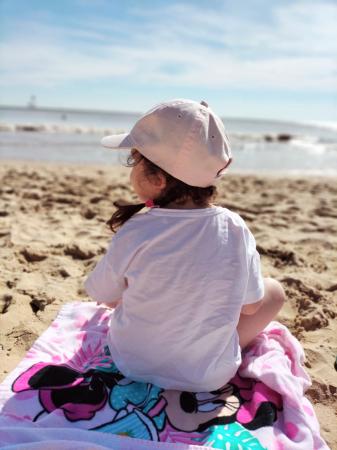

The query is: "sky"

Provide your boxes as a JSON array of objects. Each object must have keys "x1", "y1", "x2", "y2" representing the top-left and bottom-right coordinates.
[{"x1": 0, "y1": 0, "x2": 336, "y2": 121}]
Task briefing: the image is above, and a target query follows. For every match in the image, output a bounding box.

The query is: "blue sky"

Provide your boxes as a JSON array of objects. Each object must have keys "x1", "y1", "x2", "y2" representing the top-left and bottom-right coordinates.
[{"x1": 0, "y1": 0, "x2": 336, "y2": 121}]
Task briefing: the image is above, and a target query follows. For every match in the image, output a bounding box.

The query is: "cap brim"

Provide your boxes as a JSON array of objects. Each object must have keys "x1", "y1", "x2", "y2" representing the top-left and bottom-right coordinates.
[{"x1": 101, "y1": 133, "x2": 134, "y2": 149}]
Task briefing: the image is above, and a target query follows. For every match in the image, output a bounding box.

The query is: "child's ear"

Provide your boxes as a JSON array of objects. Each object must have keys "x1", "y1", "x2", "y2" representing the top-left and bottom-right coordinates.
[{"x1": 152, "y1": 172, "x2": 167, "y2": 190}]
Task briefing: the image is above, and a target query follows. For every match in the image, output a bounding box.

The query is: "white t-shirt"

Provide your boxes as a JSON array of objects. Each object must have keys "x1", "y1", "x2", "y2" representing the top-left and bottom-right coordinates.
[{"x1": 84, "y1": 206, "x2": 264, "y2": 392}]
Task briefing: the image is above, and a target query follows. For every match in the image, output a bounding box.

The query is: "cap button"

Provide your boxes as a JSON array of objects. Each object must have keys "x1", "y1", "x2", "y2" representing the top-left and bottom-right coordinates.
[{"x1": 200, "y1": 100, "x2": 208, "y2": 107}]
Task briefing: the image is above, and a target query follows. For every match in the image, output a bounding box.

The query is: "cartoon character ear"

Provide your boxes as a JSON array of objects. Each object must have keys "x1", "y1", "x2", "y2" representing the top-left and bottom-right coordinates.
[
  {"x1": 240, "y1": 402, "x2": 279, "y2": 430},
  {"x1": 41, "y1": 376, "x2": 108, "y2": 421},
  {"x1": 29, "y1": 365, "x2": 85, "y2": 388},
  {"x1": 12, "y1": 363, "x2": 84, "y2": 392}
]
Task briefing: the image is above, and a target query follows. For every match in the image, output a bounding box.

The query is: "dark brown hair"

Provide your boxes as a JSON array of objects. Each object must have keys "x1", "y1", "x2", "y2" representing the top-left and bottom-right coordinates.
[{"x1": 107, "y1": 149, "x2": 218, "y2": 233}]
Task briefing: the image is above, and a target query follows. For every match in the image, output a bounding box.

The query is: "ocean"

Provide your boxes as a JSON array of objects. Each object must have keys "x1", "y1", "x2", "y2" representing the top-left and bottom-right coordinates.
[{"x1": 1, "y1": 106, "x2": 337, "y2": 175}]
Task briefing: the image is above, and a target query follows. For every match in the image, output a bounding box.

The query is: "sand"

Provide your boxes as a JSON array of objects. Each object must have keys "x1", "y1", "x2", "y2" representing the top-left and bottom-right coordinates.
[{"x1": 0, "y1": 161, "x2": 336, "y2": 447}]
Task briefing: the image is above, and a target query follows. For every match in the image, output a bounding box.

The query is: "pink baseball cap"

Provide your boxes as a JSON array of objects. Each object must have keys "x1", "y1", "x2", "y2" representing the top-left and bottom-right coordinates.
[{"x1": 101, "y1": 98, "x2": 232, "y2": 187}]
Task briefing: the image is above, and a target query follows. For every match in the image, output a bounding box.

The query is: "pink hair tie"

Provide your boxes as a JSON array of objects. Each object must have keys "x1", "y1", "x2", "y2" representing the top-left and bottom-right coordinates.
[{"x1": 145, "y1": 199, "x2": 155, "y2": 208}]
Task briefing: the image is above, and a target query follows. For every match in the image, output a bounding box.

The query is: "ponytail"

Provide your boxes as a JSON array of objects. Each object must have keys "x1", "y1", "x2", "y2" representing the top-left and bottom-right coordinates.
[
  {"x1": 106, "y1": 184, "x2": 183, "y2": 233},
  {"x1": 106, "y1": 201, "x2": 146, "y2": 233}
]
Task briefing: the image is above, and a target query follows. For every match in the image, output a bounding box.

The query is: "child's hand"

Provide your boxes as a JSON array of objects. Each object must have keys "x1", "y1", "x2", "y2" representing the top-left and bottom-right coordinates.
[
  {"x1": 96, "y1": 299, "x2": 121, "y2": 309},
  {"x1": 97, "y1": 302, "x2": 113, "y2": 309}
]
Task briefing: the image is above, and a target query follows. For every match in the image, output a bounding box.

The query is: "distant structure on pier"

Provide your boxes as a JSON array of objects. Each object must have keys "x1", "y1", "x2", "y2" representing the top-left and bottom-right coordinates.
[{"x1": 27, "y1": 95, "x2": 37, "y2": 109}]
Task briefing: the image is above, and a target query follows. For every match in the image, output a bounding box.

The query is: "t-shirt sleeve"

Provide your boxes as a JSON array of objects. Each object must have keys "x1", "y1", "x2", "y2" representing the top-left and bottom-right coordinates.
[
  {"x1": 243, "y1": 249, "x2": 265, "y2": 304},
  {"x1": 242, "y1": 226, "x2": 265, "y2": 305},
  {"x1": 84, "y1": 236, "x2": 126, "y2": 304}
]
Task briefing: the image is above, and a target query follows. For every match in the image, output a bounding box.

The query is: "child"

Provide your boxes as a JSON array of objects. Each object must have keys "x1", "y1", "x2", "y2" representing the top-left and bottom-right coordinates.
[{"x1": 84, "y1": 99, "x2": 285, "y2": 392}]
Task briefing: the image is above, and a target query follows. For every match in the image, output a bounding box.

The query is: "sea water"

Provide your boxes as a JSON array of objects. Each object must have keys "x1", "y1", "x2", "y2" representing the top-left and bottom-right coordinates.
[{"x1": 1, "y1": 106, "x2": 337, "y2": 174}]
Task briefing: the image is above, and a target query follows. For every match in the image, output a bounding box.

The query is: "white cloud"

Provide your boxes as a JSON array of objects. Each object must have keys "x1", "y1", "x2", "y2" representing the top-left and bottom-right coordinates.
[{"x1": 0, "y1": 1, "x2": 336, "y2": 92}]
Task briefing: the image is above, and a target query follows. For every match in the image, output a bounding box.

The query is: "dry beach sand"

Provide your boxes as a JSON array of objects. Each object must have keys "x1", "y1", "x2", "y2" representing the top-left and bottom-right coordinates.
[{"x1": 0, "y1": 161, "x2": 336, "y2": 447}]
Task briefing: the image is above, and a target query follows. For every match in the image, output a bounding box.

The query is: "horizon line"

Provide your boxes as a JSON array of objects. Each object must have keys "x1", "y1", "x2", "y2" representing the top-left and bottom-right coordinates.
[{"x1": 0, "y1": 103, "x2": 318, "y2": 126}]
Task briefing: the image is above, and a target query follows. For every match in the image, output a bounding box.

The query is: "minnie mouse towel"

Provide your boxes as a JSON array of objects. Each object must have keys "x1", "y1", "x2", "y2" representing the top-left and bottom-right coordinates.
[{"x1": 0, "y1": 302, "x2": 328, "y2": 450}]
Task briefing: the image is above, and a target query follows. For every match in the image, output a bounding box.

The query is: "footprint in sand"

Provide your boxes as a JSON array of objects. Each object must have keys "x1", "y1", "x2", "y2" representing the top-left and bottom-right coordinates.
[
  {"x1": 64, "y1": 243, "x2": 96, "y2": 260},
  {"x1": 280, "y1": 277, "x2": 332, "y2": 332},
  {"x1": 20, "y1": 247, "x2": 48, "y2": 263},
  {"x1": 257, "y1": 246, "x2": 302, "y2": 268},
  {"x1": 306, "y1": 379, "x2": 337, "y2": 403},
  {"x1": 297, "y1": 312, "x2": 329, "y2": 332},
  {"x1": 313, "y1": 207, "x2": 337, "y2": 219},
  {"x1": 0, "y1": 293, "x2": 14, "y2": 314},
  {"x1": 81, "y1": 208, "x2": 97, "y2": 220}
]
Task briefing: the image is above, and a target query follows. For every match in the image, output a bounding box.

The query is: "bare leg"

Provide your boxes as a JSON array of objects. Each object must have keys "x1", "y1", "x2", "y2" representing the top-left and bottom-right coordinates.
[{"x1": 237, "y1": 277, "x2": 285, "y2": 350}]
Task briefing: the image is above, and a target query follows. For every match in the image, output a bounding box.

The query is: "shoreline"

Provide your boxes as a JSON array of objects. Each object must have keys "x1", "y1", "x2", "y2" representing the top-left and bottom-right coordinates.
[{"x1": 0, "y1": 162, "x2": 336, "y2": 447}]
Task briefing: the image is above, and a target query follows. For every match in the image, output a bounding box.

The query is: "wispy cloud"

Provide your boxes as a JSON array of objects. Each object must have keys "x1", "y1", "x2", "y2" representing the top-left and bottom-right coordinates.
[{"x1": 1, "y1": 1, "x2": 336, "y2": 92}]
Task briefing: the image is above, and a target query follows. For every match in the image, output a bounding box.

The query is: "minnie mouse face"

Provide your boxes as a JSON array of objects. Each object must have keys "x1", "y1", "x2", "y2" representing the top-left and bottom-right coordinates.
[
  {"x1": 162, "y1": 375, "x2": 283, "y2": 434},
  {"x1": 163, "y1": 384, "x2": 241, "y2": 432},
  {"x1": 12, "y1": 363, "x2": 123, "y2": 421}
]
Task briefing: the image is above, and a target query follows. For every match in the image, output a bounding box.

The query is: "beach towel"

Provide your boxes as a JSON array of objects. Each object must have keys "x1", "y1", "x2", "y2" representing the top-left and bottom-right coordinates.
[{"x1": 0, "y1": 302, "x2": 328, "y2": 450}]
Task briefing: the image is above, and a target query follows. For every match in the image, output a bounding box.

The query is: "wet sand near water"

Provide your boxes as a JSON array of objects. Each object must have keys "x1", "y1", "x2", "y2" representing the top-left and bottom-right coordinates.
[{"x1": 0, "y1": 161, "x2": 336, "y2": 447}]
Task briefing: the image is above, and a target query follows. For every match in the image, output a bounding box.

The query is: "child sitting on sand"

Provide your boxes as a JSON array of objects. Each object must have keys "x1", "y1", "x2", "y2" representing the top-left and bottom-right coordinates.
[{"x1": 84, "y1": 98, "x2": 285, "y2": 392}]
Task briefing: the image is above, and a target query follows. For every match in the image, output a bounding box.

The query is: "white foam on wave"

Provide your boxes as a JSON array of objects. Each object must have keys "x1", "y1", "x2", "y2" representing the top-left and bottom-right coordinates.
[
  {"x1": 0, "y1": 124, "x2": 295, "y2": 143},
  {"x1": 291, "y1": 137, "x2": 327, "y2": 154},
  {"x1": 0, "y1": 122, "x2": 125, "y2": 135},
  {"x1": 230, "y1": 133, "x2": 264, "y2": 142},
  {"x1": 229, "y1": 132, "x2": 294, "y2": 143}
]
